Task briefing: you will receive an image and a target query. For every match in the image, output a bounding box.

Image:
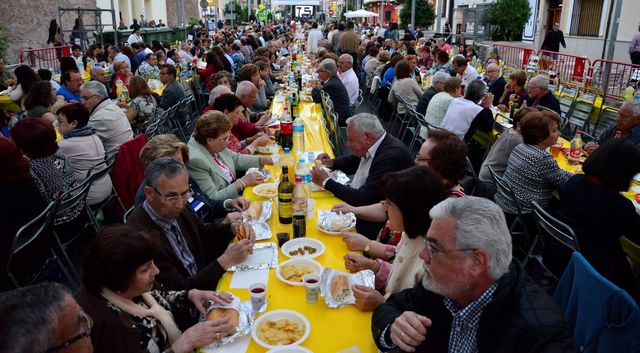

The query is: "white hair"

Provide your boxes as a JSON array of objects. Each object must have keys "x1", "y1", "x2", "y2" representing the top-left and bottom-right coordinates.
[
  {"x1": 529, "y1": 75, "x2": 549, "y2": 89},
  {"x1": 235, "y1": 80, "x2": 257, "y2": 97},
  {"x1": 319, "y1": 59, "x2": 338, "y2": 77},
  {"x1": 432, "y1": 71, "x2": 450, "y2": 85},
  {"x1": 339, "y1": 54, "x2": 353, "y2": 65},
  {"x1": 346, "y1": 113, "x2": 385, "y2": 139},
  {"x1": 624, "y1": 101, "x2": 640, "y2": 119},
  {"x1": 429, "y1": 196, "x2": 512, "y2": 280},
  {"x1": 209, "y1": 85, "x2": 232, "y2": 106},
  {"x1": 81, "y1": 80, "x2": 108, "y2": 98}
]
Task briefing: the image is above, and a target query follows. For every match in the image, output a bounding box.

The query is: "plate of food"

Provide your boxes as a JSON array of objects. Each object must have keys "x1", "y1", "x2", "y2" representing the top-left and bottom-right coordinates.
[
  {"x1": 316, "y1": 211, "x2": 357, "y2": 235},
  {"x1": 252, "y1": 310, "x2": 311, "y2": 349},
  {"x1": 253, "y1": 183, "x2": 278, "y2": 198},
  {"x1": 319, "y1": 268, "x2": 375, "y2": 308},
  {"x1": 281, "y1": 238, "x2": 325, "y2": 259},
  {"x1": 276, "y1": 258, "x2": 323, "y2": 286}
]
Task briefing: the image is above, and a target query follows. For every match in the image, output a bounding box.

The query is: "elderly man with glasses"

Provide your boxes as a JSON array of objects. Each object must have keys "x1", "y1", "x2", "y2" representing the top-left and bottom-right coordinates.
[
  {"x1": 525, "y1": 75, "x2": 561, "y2": 116},
  {"x1": 80, "y1": 80, "x2": 133, "y2": 156},
  {"x1": 482, "y1": 63, "x2": 506, "y2": 106},
  {"x1": 127, "y1": 157, "x2": 256, "y2": 291},
  {"x1": 0, "y1": 282, "x2": 94, "y2": 353},
  {"x1": 312, "y1": 58, "x2": 353, "y2": 126},
  {"x1": 372, "y1": 196, "x2": 576, "y2": 353}
]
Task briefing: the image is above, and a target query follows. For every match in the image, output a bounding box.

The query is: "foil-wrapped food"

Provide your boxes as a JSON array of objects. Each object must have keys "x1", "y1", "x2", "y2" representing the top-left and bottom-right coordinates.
[
  {"x1": 319, "y1": 268, "x2": 375, "y2": 308},
  {"x1": 316, "y1": 211, "x2": 357, "y2": 234}
]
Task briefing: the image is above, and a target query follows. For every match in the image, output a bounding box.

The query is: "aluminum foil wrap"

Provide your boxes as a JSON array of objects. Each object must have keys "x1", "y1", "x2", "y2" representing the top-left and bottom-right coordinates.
[
  {"x1": 247, "y1": 167, "x2": 274, "y2": 182},
  {"x1": 227, "y1": 242, "x2": 278, "y2": 271},
  {"x1": 317, "y1": 211, "x2": 357, "y2": 233},
  {"x1": 255, "y1": 144, "x2": 279, "y2": 154},
  {"x1": 319, "y1": 268, "x2": 375, "y2": 308},
  {"x1": 250, "y1": 220, "x2": 272, "y2": 241},
  {"x1": 311, "y1": 169, "x2": 351, "y2": 192},
  {"x1": 202, "y1": 296, "x2": 254, "y2": 349}
]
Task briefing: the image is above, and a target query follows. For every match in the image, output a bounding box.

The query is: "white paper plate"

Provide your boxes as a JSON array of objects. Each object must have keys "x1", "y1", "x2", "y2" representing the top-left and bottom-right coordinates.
[
  {"x1": 281, "y1": 238, "x2": 325, "y2": 259},
  {"x1": 252, "y1": 310, "x2": 311, "y2": 349},
  {"x1": 634, "y1": 174, "x2": 640, "y2": 183},
  {"x1": 253, "y1": 183, "x2": 278, "y2": 198},
  {"x1": 267, "y1": 346, "x2": 313, "y2": 353},
  {"x1": 276, "y1": 258, "x2": 323, "y2": 286}
]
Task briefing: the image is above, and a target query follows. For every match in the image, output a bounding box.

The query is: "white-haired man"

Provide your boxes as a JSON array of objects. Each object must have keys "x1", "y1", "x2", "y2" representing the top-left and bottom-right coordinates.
[
  {"x1": 80, "y1": 80, "x2": 133, "y2": 156},
  {"x1": 416, "y1": 71, "x2": 449, "y2": 116},
  {"x1": 373, "y1": 196, "x2": 576, "y2": 353},
  {"x1": 312, "y1": 58, "x2": 352, "y2": 126},
  {"x1": 338, "y1": 53, "x2": 359, "y2": 107},
  {"x1": 585, "y1": 101, "x2": 640, "y2": 152},
  {"x1": 526, "y1": 75, "x2": 561, "y2": 116},
  {"x1": 311, "y1": 113, "x2": 413, "y2": 238},
  {"x1": 235, "y1": 81, "x2": 270, "y2": 139}
]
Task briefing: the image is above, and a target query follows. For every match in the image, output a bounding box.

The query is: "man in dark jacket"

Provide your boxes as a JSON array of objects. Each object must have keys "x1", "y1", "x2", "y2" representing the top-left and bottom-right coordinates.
[
  {"x1": 126, "y1": 158, "x2": 255, "y2": 291},
  {"x1": 542, "y1": 23, "x2": 566, "y2": 53},
  {"x1": 159, "y1": 64, "x2": 190, "y2": 123},
  {"x1": 372, "y1": 197, "x2": 576, "y2": 353},
  {"x1": 416, "y1": 71, "x2": 449, "y2": 116},
  {"x1": 482, "y1": 63, "x2": 506, "y2": 106},
  {"x1": 311, "y1": 113, "x2": 414, "y2": 238},
  {"x1": 526, "y1": 75, "x2": 562, "y2": 116},
  {"x1": 312, "y1": 58, "x2": 352, "y2": 126}
]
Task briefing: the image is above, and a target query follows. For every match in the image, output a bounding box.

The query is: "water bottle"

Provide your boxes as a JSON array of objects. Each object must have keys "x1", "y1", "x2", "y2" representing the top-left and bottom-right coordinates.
[
  {"x1": 295, "y1": 158, "x2": 312, "y2": 185},
  {"x1": 292, "y1": 115, "x2": 305, "y2": 153}
]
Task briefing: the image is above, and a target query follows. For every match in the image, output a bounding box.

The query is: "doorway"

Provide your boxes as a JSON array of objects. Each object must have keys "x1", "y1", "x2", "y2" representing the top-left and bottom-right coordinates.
[{"x1": 545, "y1": 0, "x2": 563, "y2": 36}]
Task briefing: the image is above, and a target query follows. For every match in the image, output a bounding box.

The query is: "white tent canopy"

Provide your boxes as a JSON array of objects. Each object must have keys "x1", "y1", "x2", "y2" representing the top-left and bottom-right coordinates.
[{"x1": 344, "y1": 9, "x2": 379, "y2": 18}]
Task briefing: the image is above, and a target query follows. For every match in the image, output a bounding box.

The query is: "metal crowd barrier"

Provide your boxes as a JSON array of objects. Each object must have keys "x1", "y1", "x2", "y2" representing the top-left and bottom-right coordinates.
[{"x1": 19, "y1": 45, "x2": 72, "y2": 72}]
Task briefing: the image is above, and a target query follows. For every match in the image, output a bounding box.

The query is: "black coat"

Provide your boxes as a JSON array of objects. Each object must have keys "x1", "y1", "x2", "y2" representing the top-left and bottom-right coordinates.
[
  {"x1": 126, "y1": 206, "x2": 234, "y2": 291},
  {"x1": 416, "y1": 86, "x2": 438, "y2": 116},
  {"x1": 527, "y1": 91, "x2": 562, "y2": 116},
  {"x1": 159, "y1": 80, "x2": 189, "y2": 123},
  {"x1": 542, "y1": 30, "x2": 566, "y2": 52},
  {"x1": 325, "y1": 134, "x2": 414, "y2": 238},
  {"x1": 372, "y1": 262, "x2": 576, "y2": 353},
  {"x1": 312, "y1": 76, "x2": 352, "y2": 126},
  {"x1": 484, "y1": 76, "x2": 507, "y2": 106}
]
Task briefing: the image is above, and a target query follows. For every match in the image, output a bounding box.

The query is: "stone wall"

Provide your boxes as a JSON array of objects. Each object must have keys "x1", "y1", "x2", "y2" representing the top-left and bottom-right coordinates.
[
  {"x1": 0, "y1": 0, "x2": 95, "y2": 64},
  {"x1": 165, "y1": 0, "x2": 200, "y2": 27}
]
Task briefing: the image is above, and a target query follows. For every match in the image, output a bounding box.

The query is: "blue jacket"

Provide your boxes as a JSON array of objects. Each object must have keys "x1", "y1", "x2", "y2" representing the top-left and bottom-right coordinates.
[{"x1": 553, "y1": 252, "x2": 640, "y2": 353}]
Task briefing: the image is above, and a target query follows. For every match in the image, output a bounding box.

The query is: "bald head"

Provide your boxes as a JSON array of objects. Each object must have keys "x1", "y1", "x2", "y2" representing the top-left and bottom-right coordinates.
[
  {"x1": 528, "y1": 75, "x2": 550, "y2": 99},
  {"x1": 338, "y1": 54, "x2": 353, "y2": 73},
  {"x1": 484, "y1": 63, "x2": 500, "y2": 82}
]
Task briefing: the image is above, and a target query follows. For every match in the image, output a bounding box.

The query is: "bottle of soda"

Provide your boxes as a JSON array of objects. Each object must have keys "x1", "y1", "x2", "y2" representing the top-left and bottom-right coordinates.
[
  {"x1": 569, "y1": 130, "x2": 583, "y2": 164},
  {"x1": 280, "y1": 105, "x2": 293, "y2": 149},
  {"x1": 615, "y1": 130, "x2": 623, "y2": 138},
  {"x1": 278, "y1": 166, "x2": 293, "y2": 224},
  {"x1": 292, "y1": 176, "x2": 308, "y2": 238}
]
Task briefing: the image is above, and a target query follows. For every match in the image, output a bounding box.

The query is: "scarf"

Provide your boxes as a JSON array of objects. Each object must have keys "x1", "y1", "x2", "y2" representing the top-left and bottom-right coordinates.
[
  {"x1": 62, "y1": 125, "x2": 95, "y2": 139},
  {"x1": 101, "y1": 288, "x2": 182, "y2": 343}
]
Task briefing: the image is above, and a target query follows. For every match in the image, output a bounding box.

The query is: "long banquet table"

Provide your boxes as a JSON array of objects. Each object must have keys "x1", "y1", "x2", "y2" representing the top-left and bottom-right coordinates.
[{"x1": 210, "y1": 99, "x2": 378, "y2": 353}]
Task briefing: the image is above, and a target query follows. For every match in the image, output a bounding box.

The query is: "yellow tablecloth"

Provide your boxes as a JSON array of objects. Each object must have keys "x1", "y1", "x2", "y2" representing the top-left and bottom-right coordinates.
[
  {"x1": 0, "y1": 95, "x2": 22, "y2": 113},
  {"x1": 214, "y1": 100, "x2": 376, "y2": 353}
]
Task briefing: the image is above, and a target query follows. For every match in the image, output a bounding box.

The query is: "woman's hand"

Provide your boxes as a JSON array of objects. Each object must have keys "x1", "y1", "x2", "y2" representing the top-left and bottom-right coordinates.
[
  {"x1": 187, "y1": 289, "x2": 233, "y2": 317},
  {"x1": 259, "y1": 156, "x2": 273, "y2": 166},
  {"x1": 227, "y1": 197, "x2": 249, "y2": 211},
  {"x1": 352, "y1": 284, "x2": 385, "y2": 312},
  {"x1": 341, "y1": 232, "x2": 369, "y2": 252},
  {"x1": 343, "y1": 252, "x2": 377, "y2": 273},
  {"x1": 171, "y1": 318, "x2": 236, "y2": 353},
  {"x1": 241, "y1": 171, "x2": 265, "y2": 186},
  {"x1": 256, "y1": 112, "x2": 271, "y2": 126},
  {"x1": 247, "y1": 132, "x2": 267, "y2": 144},
  {"x1": 332, "y1": 203, "x2": 356, "y2": 215},
  {"x1": 251, "y1": 135, "x2": 271, "y2": 148}
]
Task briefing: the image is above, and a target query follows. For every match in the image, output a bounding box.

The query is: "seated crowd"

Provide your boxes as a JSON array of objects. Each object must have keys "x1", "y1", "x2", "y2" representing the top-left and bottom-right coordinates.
[{"x1": 1, "y1": 18, "x2": 640, "y2": 353}]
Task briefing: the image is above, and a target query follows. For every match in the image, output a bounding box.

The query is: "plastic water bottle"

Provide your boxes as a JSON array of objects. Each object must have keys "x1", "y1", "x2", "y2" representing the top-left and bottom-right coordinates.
[
  {"x1": 292, "y1": 115, "x2": 305, "y2": 153},
  {"x1": 295, "y1": 158, "x2": 312, "y2": 185}
]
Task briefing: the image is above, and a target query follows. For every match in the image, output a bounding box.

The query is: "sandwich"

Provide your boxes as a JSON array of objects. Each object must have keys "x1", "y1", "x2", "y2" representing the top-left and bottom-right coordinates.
[
  {"x1": 330, "y1": 274, "x2": 351, "y2": 302},
  {"x1": 207, "y1": 307, "x2": 239, "y2": 338},
  {"x1": 236, "y1": 223, "x2": 247, "y2": 240},
  {"x1": 246, "y1": 201, "x2": 263, "y2": 220}
]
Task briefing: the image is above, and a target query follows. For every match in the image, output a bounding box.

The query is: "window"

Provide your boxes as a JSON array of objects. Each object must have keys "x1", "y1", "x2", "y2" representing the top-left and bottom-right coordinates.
[{"x1": 569, "y1": 0, "x2": 603, "y2": 37}]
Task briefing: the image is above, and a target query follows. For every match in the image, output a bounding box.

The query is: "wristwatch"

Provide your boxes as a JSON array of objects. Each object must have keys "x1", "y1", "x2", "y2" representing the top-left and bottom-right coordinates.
[{"x1": 364, "y1": 240, "x2": 371, "y2": 254}]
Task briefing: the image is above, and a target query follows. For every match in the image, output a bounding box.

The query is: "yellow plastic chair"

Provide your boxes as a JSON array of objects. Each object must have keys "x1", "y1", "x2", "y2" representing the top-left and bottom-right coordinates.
[{"x1": 620, "y1": 236, "x2": 640, "y2": 265}]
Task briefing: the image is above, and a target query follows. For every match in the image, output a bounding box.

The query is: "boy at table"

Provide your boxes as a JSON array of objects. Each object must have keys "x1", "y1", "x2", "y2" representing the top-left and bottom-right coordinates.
[{"x1": 311, "y1": 113, "x2": 414, "y2": 238}]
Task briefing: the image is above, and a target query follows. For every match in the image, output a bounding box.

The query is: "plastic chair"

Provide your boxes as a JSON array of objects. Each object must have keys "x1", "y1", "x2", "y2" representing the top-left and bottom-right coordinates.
[
  {"x1": 553, "y1": 252, "x2": 640, "y2": 353},
  {"x1": 621, "y1": 236, "x2": 640, "y2": 266},
  {"x1": 592, "y1": 106, "x2": 619, "y2": 139},
  {"x1": 526, "y1": 201, "x2": 580, "y2": 280},
  {"x1": 563, "y1": 92, "x2": 595, "y2": 137},
  {"x1": 123, "y1": 206, "x2": 136, "y2": 223},
  {"x1": 85, "y1": 152, "x2": 126, "y2": 231}
]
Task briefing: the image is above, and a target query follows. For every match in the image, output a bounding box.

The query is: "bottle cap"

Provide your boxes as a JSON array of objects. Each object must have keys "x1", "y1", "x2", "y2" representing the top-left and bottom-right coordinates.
[
  {"x1": 295, "y1": 176, "x2": 302, "y2": 182},
  {"x1": 284, "y1": 147, "x2": 291, "y2": 153}
]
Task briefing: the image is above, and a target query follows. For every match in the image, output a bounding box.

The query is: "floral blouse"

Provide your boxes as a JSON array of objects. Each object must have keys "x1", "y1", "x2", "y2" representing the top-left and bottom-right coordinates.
[
  {"x1": 136, "y1": 62, "x2": 161, "y2": 81},
  {"x1": 104, "y1": 290, "x2": 192, "y2": 353},
  {"x1": 131, "y1": 94, "x2": 157, "y2": 134},
  {"x1": 226, "y1": 132, "x2": 254, "y2": 155}
]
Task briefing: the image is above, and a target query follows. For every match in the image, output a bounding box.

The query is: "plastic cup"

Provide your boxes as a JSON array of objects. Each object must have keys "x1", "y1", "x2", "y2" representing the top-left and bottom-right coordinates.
[
  {"x1": 249, "y1": 283, "x2": 267, "y2": 312},
  {"x1": 303, "y1": 274, "x2": 320, "y2": 304},
  {"x1": 551, "y1": 143, "x2": 562, "y2": 157},
  {"x1": 277, "y1": 232, "x2": 290, "y2": 247},
  {"x1": 271, "y1": 153, "x2": 281, "y2": 173}
]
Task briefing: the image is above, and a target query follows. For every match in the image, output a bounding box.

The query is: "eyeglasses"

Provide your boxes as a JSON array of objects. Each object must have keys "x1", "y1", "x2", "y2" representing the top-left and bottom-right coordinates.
[
  {"x1": 218, "y1": 134, "x2": 231, "y2": 144},
  {"x1": 423, "y1": 237, "x2": 476, "y2": 257},
  {"x1": 80, "y1": 94, "x2": 97, "y2": 102},
  {"x1": 153, "y1": 187, "x2": 193, "y2": 203},
  {"x1": 44, "y1": 312, "x2": 93, "y2": 353}
]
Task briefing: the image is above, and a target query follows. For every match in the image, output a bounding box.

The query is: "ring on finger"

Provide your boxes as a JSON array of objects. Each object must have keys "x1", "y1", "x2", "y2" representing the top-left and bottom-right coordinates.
[
  {"x1": 216, "y1": 332, "x2": 220, "y2": 339},
  {"x1": 401, "y1": 331, "x2": 406, "y2": 338}
]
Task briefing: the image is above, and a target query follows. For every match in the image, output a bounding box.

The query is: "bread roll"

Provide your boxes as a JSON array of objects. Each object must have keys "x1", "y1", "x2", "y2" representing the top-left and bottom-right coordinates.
[
  {"x1": 330, "y1": 275, "x2": 351, "y2": 302},
  {"x1": 207, "y1": 308, "x2": 240, "y2": 333},
  {"x1": 246, "y1": 201, "x2": 263, "y2": 220},
  {"x1": 236, "y1": 223, "x2": 247, "y2": 240}
]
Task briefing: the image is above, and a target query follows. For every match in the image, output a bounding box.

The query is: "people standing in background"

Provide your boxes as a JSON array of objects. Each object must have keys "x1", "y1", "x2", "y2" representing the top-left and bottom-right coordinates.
[
  {"x1": 46, "y1": 19, "x2": 61, "y2": 46},
  {"x1": 629, "y1": 24, "x2": 640, "y2": 65},
  {"x1": 139, "y1": 14, "x2": 148, "y2": 28},
  {"x1": 541, "y1": 22, "x2": 566, "y2": 53}
]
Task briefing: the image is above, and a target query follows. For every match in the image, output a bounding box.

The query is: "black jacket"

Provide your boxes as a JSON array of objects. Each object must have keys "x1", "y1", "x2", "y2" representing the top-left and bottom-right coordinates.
[
  {"x1": 484, "y1": 76, "x2": 507, "y2": 106},
  {"x1": 372, "y1": 262, "x2": 576, "y2": 353},
  {"x1": 416, "y1": 86, "x2": 438, "y2": 116},
  {"x1": 542, "y1": 30, "x2": 566, "y2": 52},
  {"x1": 312, "y1": 76, "x2": 352, "y2": 126},
  {"x1": 159, "y1": 80, "x2": 189, "y2": 123},
  {"x1": 126, "y1": 206, "x2": 233, "y2": 291},
  {"x1": 527, "y1": 91, "x2": 562, "y2": 116},
  {"x1": 326, "y1": 134, "x2": 414, "y2": 238}
]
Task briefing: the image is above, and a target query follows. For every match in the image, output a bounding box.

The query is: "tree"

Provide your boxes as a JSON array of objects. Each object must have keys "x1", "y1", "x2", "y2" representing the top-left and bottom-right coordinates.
[
  {"x1": 0, "y1": 25, "x2": 11, "y2": 62},
  {"x1": 399, "y1": 0, "x2": 435, "y2": 30},
  {"x1": 486, "y1": 0, "x2": 531, "y2": 41}
]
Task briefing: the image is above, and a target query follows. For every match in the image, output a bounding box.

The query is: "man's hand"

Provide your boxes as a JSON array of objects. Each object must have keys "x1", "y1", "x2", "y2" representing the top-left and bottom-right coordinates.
[
  {"x1": 389, "y1": 311, "x2": 432, "y2": 352},
  {"x1": 227, "y1": 197, "x2": 249, "y2": 211},
  {"x1": 481, "y1": 93, "x2": 494, "y2": 109},
  {"x1": 311, "y1": 166, "x2": 330, "y2": 186},
  {"x1": 584, "y1": 141, "x2": 599, "y2": 154},
  {"x1": 217, "y1": 239, "x2": 253, "y2": 269},
  {"x1": 316, "y1": 153, "x2": 333, "y2": 168},
  {"x1": 352, "y1": 284, "x2": 385, "y2": 311}
]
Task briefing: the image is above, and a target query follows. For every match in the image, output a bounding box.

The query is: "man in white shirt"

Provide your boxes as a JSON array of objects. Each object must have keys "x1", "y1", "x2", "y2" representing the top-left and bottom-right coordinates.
[
  {"x1": 441, "y1": 79, "x2": 494, "y2": 139},
  {"x1": 178, "y1": 42, "x2": 193, "y2": 64},
  {"x1": 127, "y1": 27, "x2": 143, "y2": 45},
  {"x1": 71, "y1": 44, "x2": 85, "y2": 76},
  {"x1": 338, "y1": 54, "x2": 359, "y2": 107},
  {"x1": 307, "y1": 22, "x2": 324, "y2": 54},
  {"x1": 452, "y1": 55, "x2": 479, "y2": 89}
]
